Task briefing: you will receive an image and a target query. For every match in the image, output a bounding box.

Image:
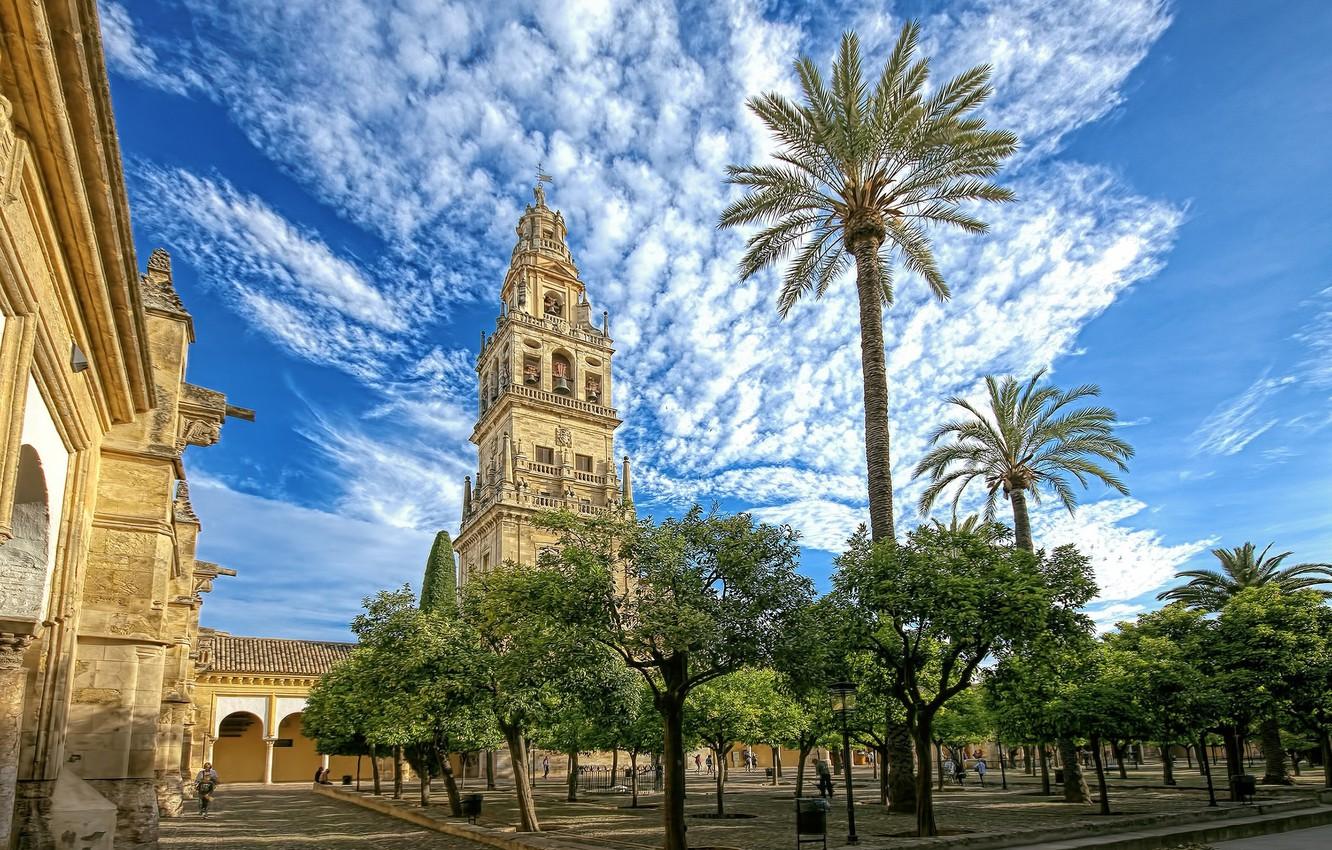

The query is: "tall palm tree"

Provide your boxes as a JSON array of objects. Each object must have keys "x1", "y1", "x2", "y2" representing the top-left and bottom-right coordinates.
[
  {"x1": 1157, "y1": 542, "x2": 1332, "y2": 608},
  {"x1": 720, "y1": 24, "x2": 1017, "y2": 544},
  {"x1": 912, "y1": 369, "x2": 1133, "y2": 552}
]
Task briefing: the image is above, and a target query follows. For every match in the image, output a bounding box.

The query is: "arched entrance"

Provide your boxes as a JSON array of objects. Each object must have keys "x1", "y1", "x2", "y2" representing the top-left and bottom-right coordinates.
[
  {"x1": 213, "y1": 712, "x2": 265, "y2": 783},
  {"x1": 272, "y1": 713, "x2": 320, "y2": 783},
  {"x1": 0, "y1": 445, "x2": 52, "y2": 627}
]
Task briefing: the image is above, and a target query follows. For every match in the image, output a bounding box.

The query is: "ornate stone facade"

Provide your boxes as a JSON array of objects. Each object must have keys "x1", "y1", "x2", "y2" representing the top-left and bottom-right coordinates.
[
  {"x1": 0, "y1": 3, "x2": 251, "y2": 847},
  {"x1": 455, "y1": 183, "x2": 632, "y2": 585}
]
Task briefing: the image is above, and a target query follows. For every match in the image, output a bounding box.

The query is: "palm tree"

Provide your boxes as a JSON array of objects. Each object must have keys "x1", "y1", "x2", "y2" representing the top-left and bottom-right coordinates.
[
  {"x1": 720, "y1": 24, "x2": 1017, "y2": 544},
  {"x1": 1157, "y1": 542, "x2": 1332, "y2": 608},
  {"x1": 912, "y1": 370, "x2": 1133, "y2": 552}
]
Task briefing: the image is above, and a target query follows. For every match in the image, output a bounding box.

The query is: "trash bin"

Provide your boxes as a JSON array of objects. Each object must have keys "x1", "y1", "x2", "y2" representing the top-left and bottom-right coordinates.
[
  {"x1": 462, "y1": 793, "x2": 484, "y2": 823},
  {"x1": 1054, "y1": 769, "x2": 1064, "y2": 784},
  {"x1": 341, "y1": 775, "x2": 352, "y2": 786},
  {"x1": 1231, "y1": 774, "x2": 1256, "y2": 803},
  {"x1": 765, "y1": 767, "x2": 774, "y2": 778},
  {"x1": 796, "y1": 797, "x2": 829, "y2": 848}
]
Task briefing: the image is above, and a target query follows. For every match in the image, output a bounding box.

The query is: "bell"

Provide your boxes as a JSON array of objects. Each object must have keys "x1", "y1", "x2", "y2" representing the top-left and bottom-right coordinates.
[
  {"x1": 553, "y1": 376, "x2": 570, "y2": 394},
  {"x1": 587, "y1": 389, "x2": 600, "y2": 403}
]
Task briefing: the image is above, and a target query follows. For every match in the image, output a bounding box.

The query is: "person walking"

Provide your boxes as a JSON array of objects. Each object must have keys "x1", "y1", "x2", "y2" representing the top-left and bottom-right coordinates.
[
  {"x1": 194, "y1": 762, "x2": 219, "y2": 818},
  {"x1": 954, "y1": 758, "x2": 967, "y2": 787},
  {"x1": 942, "y1": 755, "x2": 955, "y2": 785},
  {"x1": 818, "y1": 757, "x2": 836, "y2": 798},
  {"x1": 694, "y1": 753, "x2": 702, "y2": 774},
  {"x1": 705, "y1": 754, "x2": 713, "y2": 776},
  {"x1": 542, "y1": 756, "x2": 550, "y2": 780},
  {"x1": 975, "y1": 757, "x2": 987, "y2": 787}
]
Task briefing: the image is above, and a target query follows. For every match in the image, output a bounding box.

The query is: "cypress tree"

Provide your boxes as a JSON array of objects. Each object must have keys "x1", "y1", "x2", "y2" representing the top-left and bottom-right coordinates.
[{"x1": 420, "y1": 531, "x2": 458, "y2": 614}]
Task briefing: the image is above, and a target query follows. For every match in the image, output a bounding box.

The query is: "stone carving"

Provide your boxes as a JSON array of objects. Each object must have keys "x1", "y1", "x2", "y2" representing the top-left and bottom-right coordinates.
[
  {"x1": 0, "y1": 94, "x2": 27, "y2": 206},
  {"x1": 177, "y1": 418, "x2": 221, "y2": 453},
  {"x1": 555, "y1": 426, "x2": 572, "y2": 447},
  {"x1": 0, "y1": 633, "x2": 35, "y2": 670}
]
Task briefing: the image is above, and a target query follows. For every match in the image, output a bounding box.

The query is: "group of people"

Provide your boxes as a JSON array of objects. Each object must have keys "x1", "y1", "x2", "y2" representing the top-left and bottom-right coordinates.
[
  {"x1": 690, "y1": 749, "x2": 761, "y2": 775},
  {"x1": 941, "y1": 752, "x2": 989, "y2": 786}
]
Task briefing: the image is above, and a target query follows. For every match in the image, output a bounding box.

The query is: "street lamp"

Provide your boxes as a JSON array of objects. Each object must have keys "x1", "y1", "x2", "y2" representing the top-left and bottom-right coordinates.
[{"x1": 828, "y1": 682, "x2": 859, "y2": 845}]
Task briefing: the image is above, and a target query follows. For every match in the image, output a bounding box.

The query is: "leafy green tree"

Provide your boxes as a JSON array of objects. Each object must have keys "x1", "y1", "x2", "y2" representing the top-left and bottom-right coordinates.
[
  {"x1": 684, "y1": 669, "x2": 769, "y2": 815},
  {"x1": 932, "y1": 690, "x2": 993, "y2": 789},
  {"x1": 420, "y1": 531, "x2": 458, "y2": 613},
  {"x1": 836, "y1": 524, "x2": 1070, "y2": 836},
  {"x1": 719, "y1": 24, "x2": 1017, "y2": 542},
  {"x1": 537, "y1": 651, "x2": 639, "y2": 802},
  {"x1": 1210, "y1": 586, "x2": 1329, "y2": 787},
  {"x1": 1050, "y1": 643, "x2": 1144, "y2": 815},
  {"x1": 1101, "y1": 605, "x2": 1220, "y2": 786},
  {"x1": 913, "y1": 370, "x2": 1133, "y2": 551},
  {"x1": 303, "y1": 650, "x2": 380, "y2": 791},
  {"x1": 595, "y1": 681, "x2": 664, "y2": 807},
  {"x1": 1157, "y1": 542, "x2": 1332, "y2": 608},
  {"x1": 535, "y1": 507, "x2": 813, "y2": 850},
  {"x1": 461, "y1": 562, "x2": 604, "y2": 831}
]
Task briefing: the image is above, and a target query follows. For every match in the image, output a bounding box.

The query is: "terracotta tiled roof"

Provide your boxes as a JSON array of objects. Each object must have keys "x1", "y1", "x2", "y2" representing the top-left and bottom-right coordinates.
[{"x1": 200, "y1": 633, "x2": 354, "y2": 676}]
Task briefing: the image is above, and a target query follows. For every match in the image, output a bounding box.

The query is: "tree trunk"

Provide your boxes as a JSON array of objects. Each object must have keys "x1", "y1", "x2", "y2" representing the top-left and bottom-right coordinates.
[
  {"x1": 567, "y1": 750, "x2": 579, "y2": 802},
  {"x1": 1039, "y1": 743, "x2": 1051, "y2": 795},
  {"x1": 934, "y1": 741, "x2": 944, "y2": 792},
  {"x1": 913, "y1": 720, "x2": 937, "y2": 837},
  {"x1": 850, "y1": 237, "x2": 895, "y2": 541},
  {"x1": 612, "y1": 749, "x2": 619, "y2": 784},
  {"x1": 630, "y1": 751, "x2": 640, "y2": 808},
  {"x1": 486, "y1": 749, "x2": 496, "y2": 790},
  {"x1": 661, "y1": 692, "x2": 688, "y2": 850},
  {"x1": 1025, "y1": 745, "x2": 1035, "y2": 775},
  {"x1": 370, "y1": 745, "x2": 381, "y2": 795},
  {"x1": 1161, "y1": 745, "x2": 1175, "y2": 786},
  {"x1": 1008, "y1": 489, "x2": 1034, "y2": 552},
  {"x1": 1320, "y1": 729, "x2": 1332, "y2": 789},
  {"x1": 1058, "y1": 738, "x2": 1088, "y2": 803},
  {"x1": 420, "y1": 762, "x2": 431, "y2": 807},
  {"x1": 500, "y1": 723, "x2": 540, "y2": 832},
  {"x1": 796, "y1": 742, "x2": 812, "y2": 799},
  {"x1": 1112, "y1": 740, "x2": 1128, "y2": 780},
  {"x1": 1222, "y1": 725, "x2": 1243, "y2": 801},
  {"x1": 1290, "y1": 750, "x2": 1301, "y2": 777},
  {"x1": 355, "y1": 753, "x2": 362, "y2": 792},
  {"x1": 393, "y1": 747, "x2": 403, "y2": 799},
  {"x1": 714, "y1": 746, "x2": 727, "y2": 816},
  {"x1": 1184, "y1": 745, "x2": 1193, "y2": 770},
  {"x1": 1090, "y1": 734, "x2": 1111, "y2": 816},
  {"x1": 770, "y1": 746, "x2": 780, "y2": 786},
  {"x1": 887, "y1": 713, "x2": 917, "y2": 814},
  {"x1": 437, "y1": 749, "x2": 462, "y2": 817},
  {"x1": 1260, "y1": 716, "x2": 1291, "y2": 784}
]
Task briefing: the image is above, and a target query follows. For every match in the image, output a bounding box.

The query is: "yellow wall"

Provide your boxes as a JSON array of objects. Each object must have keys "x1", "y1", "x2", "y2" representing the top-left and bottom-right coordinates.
[{"x1": 213, "y1": 712, "x2": 264, "y2": 784}]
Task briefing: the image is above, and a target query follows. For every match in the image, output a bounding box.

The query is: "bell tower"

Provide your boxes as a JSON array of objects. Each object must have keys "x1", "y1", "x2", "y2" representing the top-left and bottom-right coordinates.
[{"x1": 455, "y1": 180, "x2": 631, "y2": 586}]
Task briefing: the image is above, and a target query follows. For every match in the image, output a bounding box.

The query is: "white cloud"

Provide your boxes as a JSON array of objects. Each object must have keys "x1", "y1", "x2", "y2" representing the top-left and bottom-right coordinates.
[
  {"x1": 1030, "y1": 498, "x2": 1215, "y2": 603},
  {"x1": 99, "y1": 1, "x2": 197, "y2": 95},
  {"x1": 104, "y1": 1, "x2": 1201, "y2": 595},
  {"x1": 189, "y1": 474, "x2": 435, "y2": 639},
  {"x1": 1191, "y1": 371, "x2": 1296, "y2": 457},
  {"x1": 1295, "y1": 286, "x2": 1332, "y2": 388},
  {"x1": 1086, "y1": 601, "x2": 1149, "y2": 634}
]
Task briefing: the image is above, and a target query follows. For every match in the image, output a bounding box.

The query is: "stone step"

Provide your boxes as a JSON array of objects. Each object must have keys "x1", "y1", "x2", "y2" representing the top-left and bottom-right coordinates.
[{"x1": 1005, "y1": 804, "x2": 1332, "y2": 850}]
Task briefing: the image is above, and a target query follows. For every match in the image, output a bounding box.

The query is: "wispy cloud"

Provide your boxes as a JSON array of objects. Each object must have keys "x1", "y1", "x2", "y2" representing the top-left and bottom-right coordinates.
[
  {"x1": 102, "y1": 0, "x2": 1201, "y2": 610},
  {"x1": 1295, "y1": 285, "x2": 1332, "y2": 388},
  {"x1": 99, "y1": 1, "x2": 197, "y2": 95},
  {"x1": 1191, "y1": 371, "x2": 1296, "y2": 457}
]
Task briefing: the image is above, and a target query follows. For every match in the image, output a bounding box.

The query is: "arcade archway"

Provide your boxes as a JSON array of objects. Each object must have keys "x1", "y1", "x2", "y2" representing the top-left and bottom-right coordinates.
[{"x1": 212, "y1": 711, "x2": 265, "y2": 783}]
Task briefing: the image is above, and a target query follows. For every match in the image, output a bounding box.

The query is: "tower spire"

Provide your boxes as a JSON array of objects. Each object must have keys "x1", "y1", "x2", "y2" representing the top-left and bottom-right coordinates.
[{"x1": 535, "y1": 163, "x2": 554, "y2": 207}]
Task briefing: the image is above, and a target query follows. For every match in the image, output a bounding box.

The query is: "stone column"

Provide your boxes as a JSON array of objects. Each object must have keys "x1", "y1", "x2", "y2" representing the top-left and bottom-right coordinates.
[
  {"x1": 202, "y1": 735, "x2": 214, "y2": 765},
  {"x1": 0, "y1": 634, "x2": 34, "y2": 848},
  {"x1": 321, "y1": 755, "x2": 329, "y2": 771},
  {"x1": 263, "y1": 739, "x2": 275, "y2": 785}
]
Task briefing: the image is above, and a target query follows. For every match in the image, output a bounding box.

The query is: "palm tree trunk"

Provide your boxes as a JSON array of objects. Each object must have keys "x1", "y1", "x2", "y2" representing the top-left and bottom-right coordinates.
[
  {"x1": 1260, "y1": 716, "x2": 1291, "y2": 784},
  {"x1": 850, "y1": 239, "x2": 895, "y2": 542},
  {"x1": 887, "y1": 713, "x2": 917, "y2": 814},
  {"x1": 1009, "y1": 488, "x2": 1034, "y2": 552}
]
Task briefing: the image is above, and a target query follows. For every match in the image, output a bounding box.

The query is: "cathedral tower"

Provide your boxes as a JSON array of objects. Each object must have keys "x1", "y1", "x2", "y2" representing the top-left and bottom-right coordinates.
[{"x1": 455, "y1": 181, "x2": 629, "y2": 586}]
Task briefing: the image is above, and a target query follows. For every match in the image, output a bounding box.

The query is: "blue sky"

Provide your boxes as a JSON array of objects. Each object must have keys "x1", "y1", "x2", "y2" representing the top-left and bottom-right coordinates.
[{"x1": 97, "y1": 0, "x2": 1332, "y2": 639}]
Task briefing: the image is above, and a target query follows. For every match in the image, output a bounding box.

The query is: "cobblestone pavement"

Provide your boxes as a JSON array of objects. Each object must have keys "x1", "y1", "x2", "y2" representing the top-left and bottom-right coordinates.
[{"x1": 159, "y1": 784, "x2": 487, "y2": 849}]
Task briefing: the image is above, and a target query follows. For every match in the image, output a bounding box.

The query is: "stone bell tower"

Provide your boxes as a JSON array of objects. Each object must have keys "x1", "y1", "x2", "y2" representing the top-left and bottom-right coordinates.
[{"x1": 455, "y1": 180, "x2": 631, "y2": 587}]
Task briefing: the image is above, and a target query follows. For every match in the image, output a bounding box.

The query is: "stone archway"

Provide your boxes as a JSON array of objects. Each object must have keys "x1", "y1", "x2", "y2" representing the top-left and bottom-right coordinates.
[
  {"x1": 0, "y1": 445, "x2": 50, "y2": 847},
  {"x1": 212, "y1": 712, "x2": 265, "y2": 784}
]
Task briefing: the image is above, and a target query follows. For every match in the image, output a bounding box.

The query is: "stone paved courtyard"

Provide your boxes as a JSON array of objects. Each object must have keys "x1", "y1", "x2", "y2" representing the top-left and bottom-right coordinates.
[{"x1": 159, "y1": 784, "x2": 486, "y2": 849}]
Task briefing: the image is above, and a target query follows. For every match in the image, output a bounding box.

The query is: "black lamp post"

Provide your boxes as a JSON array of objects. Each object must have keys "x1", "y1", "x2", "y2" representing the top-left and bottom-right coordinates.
[{"x1": 829, "y1": 682, "x2": 859, "y2": 845}]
